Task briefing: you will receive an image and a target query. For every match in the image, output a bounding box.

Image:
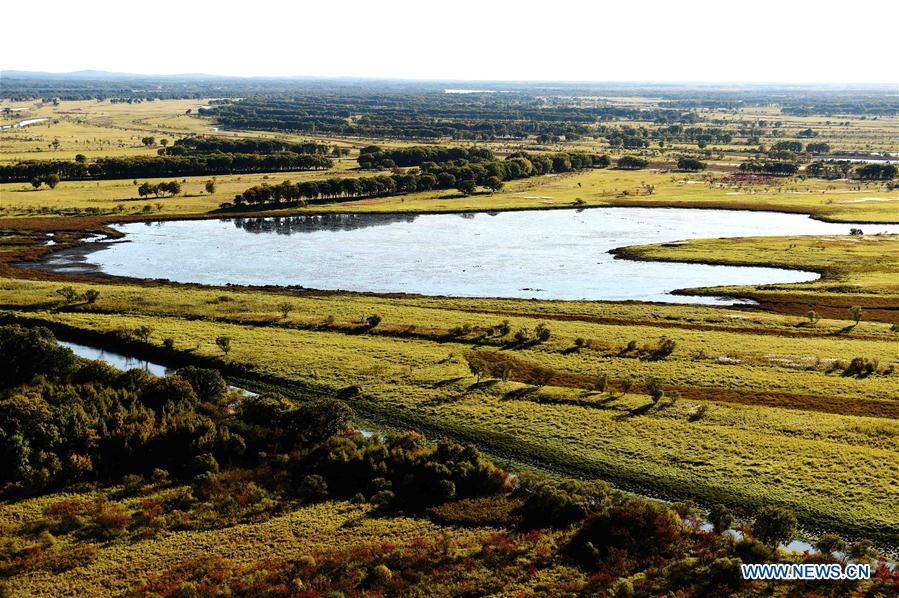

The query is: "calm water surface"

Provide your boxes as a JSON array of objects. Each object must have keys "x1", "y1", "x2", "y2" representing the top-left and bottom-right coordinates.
[{"x1": 45, "y1": 207, "x2": 899, "y2": 305}]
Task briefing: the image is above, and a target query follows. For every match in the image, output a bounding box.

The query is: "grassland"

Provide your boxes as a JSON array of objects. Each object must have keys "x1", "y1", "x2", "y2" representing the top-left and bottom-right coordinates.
[
  {"x1": 1, "y1": 271, "x2": 897, "y2": 543},
  {"x1": 2, "y1": 98, "x2": 898, "y2": 549}
]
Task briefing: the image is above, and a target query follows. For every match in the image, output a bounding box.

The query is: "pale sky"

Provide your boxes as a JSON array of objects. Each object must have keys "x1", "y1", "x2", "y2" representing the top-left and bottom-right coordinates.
[{"x1": 2, "y1": 0, "x2": 897, "y2": 84}]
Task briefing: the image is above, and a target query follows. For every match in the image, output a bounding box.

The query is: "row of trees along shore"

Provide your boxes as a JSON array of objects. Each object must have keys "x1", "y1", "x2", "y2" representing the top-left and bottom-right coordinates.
[
  {"x1": 229, "y1": 151, "x2": 611, "y2": 207},
  {"x1": 0, "y1": 153, "x2": 333, "y2": 183}
]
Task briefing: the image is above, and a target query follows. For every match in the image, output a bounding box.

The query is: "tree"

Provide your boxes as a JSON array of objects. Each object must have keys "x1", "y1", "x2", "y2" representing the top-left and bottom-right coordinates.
[
  {"x1": 529, "y1": 366, "x2": 554, "y2": 388},
  {"x1": 43, "y1": 173, "x2": 60, "y2": 189},
  {"x1": 708, "y1": 503, "x2": 734, "y2": 533},
  {"x1": 485, "y1": 176, "x2": 504, "y2": 192},
  {"x1": 752, "y1": 506, "x2": 797, "y2": 546},
  {"x1": 366, "y1": 314, "x2": 382, "y2": 328},
  {"x1": 465, "y1": 352, "x2": 488, "y2": 382},
  {"x1": 75, "y1": 154, "x2": 87, "y2": 163},
  {"x1": 138, "y1": 182, "x2": 155, "y2": 198},
  {"x1": 676, "y1": 157, "x2": 706, "y2": 171},
  {"x1": 133, "y1": 325, "x2": 153, "y2": 342},
  {"x1": 141, "y1": 136, "x2": 156, "y2": 147},
  {"x1": 160, "y1": 139, "x2": 169, "y2": 147},
  {"x1": 278, "y1": 302, "x2": 293, "y2": 319},
  {"x1": 31, "y1": 178, "x2": 42, "y2": 189},
  {"x1": 176, "y1": 366, "x2": 227, "y2": 404},
  {"x1": 646, "y1": 377, "x2": 664, "y2": 403},
  {"x1": 617, "y1": 156, "x2": 649, "y2": 170},
  {"x1": 84, "y1": 289, "x2": 100, "y2": 304},
  {"x1": 814, "y1": 533, "x2": 846, "y2": 557},
  {"x1": 205, "y1": 180, "x2": 216, "y2": 194},
  {"x1": 806, "y1": 309, "x2": 819, "y2": 325},
  {"x1": 849, "y1": 306, "x2": 862, "y2": 325},
  {"x1": 215, "y1": 335, "x2": 231, "y2": 355},
  {"x1": 534, "y1": 323, "x2": 551, "y2": 343},
  {"x1": 456, "y1": 179, "x2": 477, "y2": 195}
]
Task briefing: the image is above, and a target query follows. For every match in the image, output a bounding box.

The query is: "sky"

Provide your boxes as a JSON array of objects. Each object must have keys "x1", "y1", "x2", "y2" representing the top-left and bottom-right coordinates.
[{"x1": 2, "y1": 0, "x2": 897, "y2": 84}]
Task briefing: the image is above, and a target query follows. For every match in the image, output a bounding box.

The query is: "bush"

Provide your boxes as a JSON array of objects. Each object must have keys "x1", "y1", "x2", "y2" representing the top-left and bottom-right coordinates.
[
  {"x1": 568, "y1": 500, "x2": 684, "y2": 571},
  {"x1": 191, "y1": 453, "x2": 220, "y2": 475},
  {"x1": 366, "y1": 314, "x2": 382, "y2": 328},
  {"x1": 55, "y1": 286, "x2": 80, "y2": 304},
  {"x1": 297, "y1": 474, "x2": 329, "y2": 502},
  {"x1": 84, "y1": 289, "x2": 100, "y2": 304},
  {"x1": 514, "y1": 475, "x2": 609, "y2": 528},
  {"x1": 843, "y1": 357, "x2": 877, "y2": 377},
  {"x1": 534, "y1": 323, "x2": 551, "y2": 343},
  {"x1": 651, "y1": 337, "x2": 676, "y2": 359},
  {"x1": 0, "y1": 324, "x2": 75, "y2": 388}
]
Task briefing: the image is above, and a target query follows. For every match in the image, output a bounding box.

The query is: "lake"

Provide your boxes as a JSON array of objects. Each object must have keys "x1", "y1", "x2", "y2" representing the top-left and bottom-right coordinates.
[{"x1": 41, "y1": 207, "x2": 899, "y2": 305}]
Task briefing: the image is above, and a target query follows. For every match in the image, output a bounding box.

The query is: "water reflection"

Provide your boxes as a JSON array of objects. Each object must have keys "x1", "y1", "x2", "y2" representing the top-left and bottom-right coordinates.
[{"x1": 232, "y1": 213, "x2": 420, "y2": 235}]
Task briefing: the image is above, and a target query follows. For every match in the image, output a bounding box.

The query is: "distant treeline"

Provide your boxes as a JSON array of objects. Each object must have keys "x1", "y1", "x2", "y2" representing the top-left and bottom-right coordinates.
[
  {"x1": 739, "y1": 159, "x2": 897, "y2": 180},
  {"x1": 0, "y1": 153, "x2": 333, "y2": 183},
  {"x1": 205, "y1": 95, "x2": 678, "y2": 141},
  {"x1": 163, "y1": 137, "x2": 330, "y2": 156},
  {"x1": 738, "y1": 160, "x2": 800, "y2": 176},
  {"x1": 230, "y1": 151, "x2": 609, "y2": 207},
  {"x1": 357, "y1": 145, "x2": 495, "y2": 169}
]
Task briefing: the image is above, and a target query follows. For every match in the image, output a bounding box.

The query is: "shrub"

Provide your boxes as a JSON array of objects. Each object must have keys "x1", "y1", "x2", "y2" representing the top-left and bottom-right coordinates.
[
  {"x1": 366, "y1": 314, "x2": 382, "y2": 328},
  {"x1": 297, "y1": 474, "x2": 329, "y2": 502},
  {"x1": 843, "y1": 357, "x2": 877, "y2": 377},
  {"x1": 496, "y1": 320, "x2": 511, "y2": 336},
  {"x1": 534, "y1": 323, "x2": 551, "y2": 343},
  {"x1": 514, "y1": 474, "x2": 609, "y2": 528},
  {"x1": 55, "y1": 286, "x2": 80, "y2": 304},
  {"x1": 132, "y1": 325, "x2": 153, "y2": 342},
  {"x1": 84, "y1": 289, "x2": 100, "y2": 304},
  {"x1": 568, "y1": 500, "x2": 684, "y2": 571},
  {"x1": 191, "y1": 453, "x2": 220, "y2": 475},
  {"x1": 514, "y1": 328, "x2": 530, "y2": 343},
  {"x1": 0, "y1": 324, "x2": 76, "y2": 388},
  {"x1": 651, "y1": 336, "x2": 676, "y2": 359}
]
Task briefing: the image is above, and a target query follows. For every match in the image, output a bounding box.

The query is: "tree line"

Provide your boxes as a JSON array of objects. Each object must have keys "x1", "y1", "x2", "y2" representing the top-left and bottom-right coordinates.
[
  {"x1": 162, "y1": 136, "x2": 330, "y2": 156},
  {"x1": 740, "y1": 159, "x2": 896, "y2": 180},
  {"x1": 230, "y1": 151, "x2": 610, "y2": 207},
  {"x1": 0, "y1": 153, "x2": 333, "y2": 183},
  {"x1": 357, "y1": 145, "x2": 495, "y2": 169}
]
